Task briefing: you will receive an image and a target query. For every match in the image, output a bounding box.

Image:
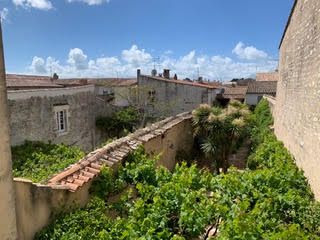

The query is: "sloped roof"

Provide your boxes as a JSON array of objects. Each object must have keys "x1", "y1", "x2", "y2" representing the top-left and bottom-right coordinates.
[
  {"x1": 247, "y1": 81, "x2": 277, "y2": 94},
  {"x1": 256, "y1": 72, "x2": 279, "y2": 82},
  {"x1": 55, "y1": 78, "x2": 137, "y2": 87},
  {"x1": 140, "y1": 75, "x2": 219, "y2": 89},
  {"x1": 222, "y1": 86, "x2": 248, "y2": 99},
  {"x1": 6, "y1": 74, "x2": 63, "y2": 89}
]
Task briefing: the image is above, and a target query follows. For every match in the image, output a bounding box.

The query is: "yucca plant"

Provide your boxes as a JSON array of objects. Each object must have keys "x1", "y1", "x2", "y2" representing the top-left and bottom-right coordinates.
[{"x1": 192, "y1": 100, "x2": 250, "y2": 174}]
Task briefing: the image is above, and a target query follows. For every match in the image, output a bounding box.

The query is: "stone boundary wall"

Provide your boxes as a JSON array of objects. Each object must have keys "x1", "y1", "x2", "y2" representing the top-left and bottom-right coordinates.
[
  {"x1": 275, "y1": 0, "x2": 320, "y2": 199},
  {"x1": 14, "y1": 112, "x2": 194, "y2": 240},
  {"x1": 263, "y1": 95, "x2": 276, "y2": 117}
]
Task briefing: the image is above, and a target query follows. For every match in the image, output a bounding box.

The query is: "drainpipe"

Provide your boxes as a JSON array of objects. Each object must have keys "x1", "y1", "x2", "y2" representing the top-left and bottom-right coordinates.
[{"x1": 0, "y1": 21, "x2": 18, "y2": 239}]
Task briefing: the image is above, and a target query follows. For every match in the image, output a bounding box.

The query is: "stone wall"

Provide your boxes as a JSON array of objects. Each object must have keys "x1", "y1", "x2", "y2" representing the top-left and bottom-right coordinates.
[
  {"x1": 138, "y1": 75, "x2": 216, "y2": 117},
  {"x1": 15, "y1": 112, "x2": 194, "y2": 240},
  {"x1": 8, "y1": 85, "x2": 114, "y2": 152},
  {"x1": 275, "y1": 0, "x2": 320, "y2": 199}
]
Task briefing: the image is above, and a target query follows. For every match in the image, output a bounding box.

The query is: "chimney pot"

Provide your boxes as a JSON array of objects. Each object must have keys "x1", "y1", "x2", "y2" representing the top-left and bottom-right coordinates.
[{"x1": 163, "y1": 69, "x2": 170, "y2": 79}]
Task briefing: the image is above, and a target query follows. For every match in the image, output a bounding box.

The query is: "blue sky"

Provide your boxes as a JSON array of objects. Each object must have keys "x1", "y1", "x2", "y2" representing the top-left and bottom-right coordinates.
[{"x1": 0, "y1": 0, "x2": 293, "y2": 80}]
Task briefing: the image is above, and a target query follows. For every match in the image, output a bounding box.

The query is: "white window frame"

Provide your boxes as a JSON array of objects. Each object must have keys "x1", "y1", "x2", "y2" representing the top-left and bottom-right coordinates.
[{"x1": 54, "y1": 105, "x2": 69, "y2": 135}]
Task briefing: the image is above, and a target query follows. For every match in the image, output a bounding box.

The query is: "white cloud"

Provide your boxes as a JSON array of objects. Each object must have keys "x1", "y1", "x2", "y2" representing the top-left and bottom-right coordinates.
[
  {"x1": 27, "y1": 44, "x2": 278, "y2": 81},
  {"x1": 122, "y1": 45, "x2": 152, "y2": 68},
  {"x1": 232, "y1": 42, "x2": 268, "y2": 61},
  {"x1": 67, "y1": 0, "x2": 110, "y2": 5},
  {"x1": 67, "y1": 48, "x2": 88, "y2": 70},
  {"x1": 12, "y1": 0, "x2": 53, "y2": 10},
  {"x1": 30, "y1": 56, "x2": 47, "y2": 73},
  {"x1": 0, "y1": 8, "x2": 9, "y2": 22}
]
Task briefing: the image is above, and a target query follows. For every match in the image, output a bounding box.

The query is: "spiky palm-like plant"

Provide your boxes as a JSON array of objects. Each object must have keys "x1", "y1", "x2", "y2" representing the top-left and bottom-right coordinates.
[{"x1": 192, "y1": 100, "x2": 250, "y2": 174}]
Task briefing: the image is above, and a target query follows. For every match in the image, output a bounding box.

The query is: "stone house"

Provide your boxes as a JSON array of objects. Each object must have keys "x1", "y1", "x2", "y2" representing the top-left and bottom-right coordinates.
[
  {"x1": 55, "y1": 77, "x2": 137, "y2": 107},
  {"x1": 7, "y1": 74, "x2": 115, "y2": 151},
  {"x1": 137, "y1": 69, "x2": 219, "y2": 117},
  {"x1": 245, "y1": 81, "x2": 277, "y2": 106},
  {"x1": 273, "y1": 0, "x2": 320, "y2": 199}
]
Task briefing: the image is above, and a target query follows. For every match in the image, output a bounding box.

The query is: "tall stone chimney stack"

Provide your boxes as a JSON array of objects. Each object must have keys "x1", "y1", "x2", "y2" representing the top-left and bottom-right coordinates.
[
  {"x1": 0, "y1": 21, "x2": 18, "y2": 239},
  {"x1": 163, "y1": 69, "x2": 170, "y2": 79}
]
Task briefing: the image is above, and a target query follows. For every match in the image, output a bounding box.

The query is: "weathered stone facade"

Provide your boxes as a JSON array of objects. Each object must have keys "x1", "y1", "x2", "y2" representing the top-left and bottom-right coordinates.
[
  {"x1": 138, "y1": 73, "x2": 217, "y2": 117},
  {"x1": 275, "y1": 0, "x2": 320, "y2": 199},
  {"x1": 8, "y1": 85, "x2": 114, "y2": 152}
]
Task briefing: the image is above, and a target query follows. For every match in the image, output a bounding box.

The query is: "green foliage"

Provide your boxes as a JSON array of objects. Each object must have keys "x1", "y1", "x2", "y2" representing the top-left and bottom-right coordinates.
[
  {"x1": 12, "y1": 141, "x2": 84, "y2": 183},
  {"x1": 96, "y1": 107, "x2": 141, "y2": 137},
  {"x1": 90, "y1": 167, "x2": 114, "y2": 199},
  {"x1": 36, "y1": 101, "x2": 320, "y2": 239},
  {"x1": 192, "y1": 100, "x2": 251, "y2": 173}
]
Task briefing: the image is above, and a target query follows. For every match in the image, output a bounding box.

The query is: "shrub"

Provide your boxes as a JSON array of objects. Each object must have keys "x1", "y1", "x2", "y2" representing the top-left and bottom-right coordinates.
[
  {"x1": 96, "y1": 107, "x2": 141, "y2": 137},
  {"x1": 12, "y1": 141, "x2": 84, "y2": 183}
]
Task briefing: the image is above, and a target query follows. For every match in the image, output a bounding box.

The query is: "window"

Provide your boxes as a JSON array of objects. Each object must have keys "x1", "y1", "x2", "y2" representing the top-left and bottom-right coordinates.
[
  {"x1": 148, "y1": 90, "x2": 156, "y2": 102},
  {"x1": 54, "y1": 105, "x2": 69, "y2": 134}
]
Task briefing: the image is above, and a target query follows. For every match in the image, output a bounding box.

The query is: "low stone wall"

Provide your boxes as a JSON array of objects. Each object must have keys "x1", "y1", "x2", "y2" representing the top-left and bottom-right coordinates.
[
  {"x1": 263, "y1": 95, "x2": 276, "y2": 117},
  {"x1": 15, "y1": 112, "x2": 193, "y2": 240}
]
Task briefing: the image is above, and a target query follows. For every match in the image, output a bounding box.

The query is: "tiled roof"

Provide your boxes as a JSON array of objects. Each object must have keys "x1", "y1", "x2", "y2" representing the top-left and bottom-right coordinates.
[
  {"x1": 48, "y1": 112, "x2": 192, "y2": 192},
  {"x1": 55, "y1": 78, "x2": 137, "y2": 87},
  {"x1": 256, "y1": 72, "x2": 279, "y2": 82},
  {"x1": 141, "y1": 75, "x2": 219, "y2": 89},
  {"x1": 222, "y1": 86, "x2": 248, "y2": 99},
  {"x1": 6, "y1": 74, "x2": 63, "y2": 89},
  {"x1": 247, "y1": 81, "x2": 277, "y2": 94}
]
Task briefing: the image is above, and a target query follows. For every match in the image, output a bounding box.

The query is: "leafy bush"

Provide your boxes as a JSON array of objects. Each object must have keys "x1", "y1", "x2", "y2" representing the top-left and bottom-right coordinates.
[
  {"x1": 96, "y1": 107, "x2": 141, "y2": 137},
  {"x1": 12, "y1": 141, "x2": 84, "y2": 183}
]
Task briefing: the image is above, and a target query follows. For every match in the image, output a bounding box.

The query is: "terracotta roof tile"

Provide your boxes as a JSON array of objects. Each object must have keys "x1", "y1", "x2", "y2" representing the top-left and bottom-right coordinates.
[
  {"x1": 141, "y1": 75, "x2": 219, "y2": 89},
  {"x1": 47, "y1": 113, "x2": 193, "y2": 192},
  {"x1": 222, "y1": 86, "x2": 248, "y2": 99},
  {"x1": 256, "y1": 72, "x2": 279, "y2": 82},
  {"x1": 6, "y1": 74, "x2": 63, "y2": 89},
  {"x1": 247, "y1": 81, "x2": 277, "y2": 94},
  {"x1": 55, "y1": 78, "x2": 137, "y2": 87}
]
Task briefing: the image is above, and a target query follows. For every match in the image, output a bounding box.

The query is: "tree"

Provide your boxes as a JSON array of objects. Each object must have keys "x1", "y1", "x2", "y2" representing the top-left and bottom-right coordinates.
[{"x1": 192, "y1": 100, "x2": 250, "y2": 174}]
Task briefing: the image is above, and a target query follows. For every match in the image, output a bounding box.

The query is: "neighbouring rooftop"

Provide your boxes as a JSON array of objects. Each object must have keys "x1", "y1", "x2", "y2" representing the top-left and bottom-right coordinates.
[
  {"x1": 222, "y1": 86, "x2": 248, "y2": 99},
  {"x1": 256, "y1": 72, "x2": 279, "y2": 82},
  {"x1": 247, "y1": 81, "x2": 277, "y2": 94},
  {"x1": 5, "y1": 74, "x2": 138, "y2": 90},
  {"x1": 140, "y1": 74, "x2": 221, "y2": 89}
]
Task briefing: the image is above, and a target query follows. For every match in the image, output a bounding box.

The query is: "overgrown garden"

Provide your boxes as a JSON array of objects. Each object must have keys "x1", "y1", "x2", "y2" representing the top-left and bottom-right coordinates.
[
  {"x1": 35, "y1": 100, "x2": 320, "y2": 239},
  {"x1": 12, "y1": 141, "x2": 85, "y2": 183}
]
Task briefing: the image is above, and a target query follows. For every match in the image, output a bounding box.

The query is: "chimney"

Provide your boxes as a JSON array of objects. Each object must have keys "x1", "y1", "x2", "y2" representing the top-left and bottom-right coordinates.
[
  {"x1": 163, "y1": 69, "x2": 170, "y2": 79},
  {"x1": 137, "y1": 69, "x2": 141, "y2": 79}
]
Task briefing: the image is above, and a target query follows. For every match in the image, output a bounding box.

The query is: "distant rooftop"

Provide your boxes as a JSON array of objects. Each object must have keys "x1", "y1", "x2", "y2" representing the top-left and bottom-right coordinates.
[
  {"x1": 5, "y1": 74, "x2": 137, "y2": 90},
  {"x1": 222, "y1": 86, "x2": 248, "y2": 99},
  {"x1": 55, "y1": 78, "x2": 137, "y2": 87},
  {"x1": 140, "y1": 74, "x2": 221, "y2": 89},
  {"x1": 256, "y1": 72, "x2": 279, "y2": 82},
  {"x1": 247, "y1": 81, "x2": 277, "y2": 94},
  {"x1": 6, "y1": 74, "x2": 63, "y2": 89}
]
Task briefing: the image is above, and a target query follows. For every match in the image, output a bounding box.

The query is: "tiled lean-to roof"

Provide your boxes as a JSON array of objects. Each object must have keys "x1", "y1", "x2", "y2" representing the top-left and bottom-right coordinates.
[
  {"x1": 247, "y1": 81, "x2": 277, "y2": 94},
  {"x1": 222, "y1": 86, "x2": 248, "y2": 99},
  {"x1": 48, "y1": 112, "x2": 192, "y2": 191}
]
